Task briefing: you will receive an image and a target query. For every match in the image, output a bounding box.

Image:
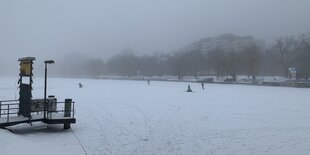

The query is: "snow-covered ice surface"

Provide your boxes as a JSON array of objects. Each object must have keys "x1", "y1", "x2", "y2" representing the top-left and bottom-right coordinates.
[{"x1": 1, "y1": 77, "x2": 310, "y2": 155}]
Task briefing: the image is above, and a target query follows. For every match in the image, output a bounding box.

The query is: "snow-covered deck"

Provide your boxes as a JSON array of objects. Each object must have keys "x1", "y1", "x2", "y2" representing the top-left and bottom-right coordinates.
[{"x1": 0, "y1": 112, "x2": 75, "y2": 128}]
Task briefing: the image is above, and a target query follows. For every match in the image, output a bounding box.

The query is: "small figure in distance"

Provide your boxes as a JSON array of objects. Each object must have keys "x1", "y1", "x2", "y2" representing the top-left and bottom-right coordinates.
[
  {"x1": 147, "y1": 79, "x2": 150, "y2": 86},
  {"x1": 187, "y1": 84, "x2": 192, "y2": 92},
  {"x1": 201, "y1": 82, "x2": 204, "y2": 90},
  {"x1": 79, "y1": 83, "x2": 83, "y2": 88}
]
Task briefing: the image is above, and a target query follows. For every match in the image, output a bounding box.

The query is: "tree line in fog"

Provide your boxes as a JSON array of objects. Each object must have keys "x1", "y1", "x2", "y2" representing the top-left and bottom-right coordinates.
[{"x1": 56, "y1": 32, "x2": 310, "y2": 81}]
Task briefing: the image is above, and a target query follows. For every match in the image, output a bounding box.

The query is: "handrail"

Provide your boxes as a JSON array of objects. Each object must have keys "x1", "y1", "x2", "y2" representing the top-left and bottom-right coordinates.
[
  {"x1": 0, "y1": 100, "x2": 19, "y2": 102},
  {"x1": 1, "y1": 103, "x2": 19, "y2": 105},
  {"x1": 1, "y1": 108, "x2": 19, "y2": 110},
  {"x1": 1, "y1": 102, "x2": 19, "y2": 106},
  {"x1": 46, "y1": 101, "x2": 75, "y2": 119},
  {"x1": 1, "y1": 100, "x2": 75, "y2": 124},
  {"x1": 0, "y1": 112, "x2": 19, "y2": 115}
]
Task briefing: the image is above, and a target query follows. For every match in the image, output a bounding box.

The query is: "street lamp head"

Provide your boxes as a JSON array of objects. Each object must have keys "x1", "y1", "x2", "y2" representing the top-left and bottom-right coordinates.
[{"x1": 44, "y1": 60, "x2": 55, "y2": 64}]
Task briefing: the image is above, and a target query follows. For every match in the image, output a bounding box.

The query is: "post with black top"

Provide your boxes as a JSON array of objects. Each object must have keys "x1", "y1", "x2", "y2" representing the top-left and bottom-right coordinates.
[
  {"x1": 64, "y1": 98, "x2": 72, "y2": 129},
  {"x1": 44, "y1": 60, "x2": 55, "y2": 120}
]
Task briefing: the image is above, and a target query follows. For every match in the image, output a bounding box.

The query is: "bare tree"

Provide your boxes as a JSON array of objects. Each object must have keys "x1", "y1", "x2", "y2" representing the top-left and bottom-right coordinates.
[
  {"x1": 85, "y1": 58, "x2": 104, "y2": 78},
  {"x1": 170, "y1": 52, "x2": 187, "y2": 80},
  {"x1": 209, "y1": 48, "x2": 240, "y2": 82},
  {"x1": 295, "y1": 33, "x2": 310, "y2": 78},
  {"x1": 240, "y1": 43, "x2": 262, "y2": 81},
  {"x1": 273, "y1": 36, "x2": 297, "y2": 77},
  {"x1": 106, "y1": 52, "x2": 138, "y2": 77}
]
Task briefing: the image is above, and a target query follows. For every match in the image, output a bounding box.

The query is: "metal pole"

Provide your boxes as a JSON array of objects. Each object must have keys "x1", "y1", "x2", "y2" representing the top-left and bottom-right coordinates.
[
  {"x1": 7, "y1": 105, "x2": 9, "y2": 122},
  {"x1": 64, "y1": 98, "x2": 72, "y2": 129},
  {"x1": 44, "y1": 63, "x2": 47, "y2": 119}
]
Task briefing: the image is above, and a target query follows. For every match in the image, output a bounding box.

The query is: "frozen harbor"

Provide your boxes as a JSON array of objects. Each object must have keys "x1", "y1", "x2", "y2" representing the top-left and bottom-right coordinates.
[{"x1": 1, "y1": 77, "x2": 310, "y2": 155}]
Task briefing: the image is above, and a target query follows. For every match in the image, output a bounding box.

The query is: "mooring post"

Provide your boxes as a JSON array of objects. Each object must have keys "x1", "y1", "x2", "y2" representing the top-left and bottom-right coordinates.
[
  {"x1": 64, "y1": 98, "x2": 72, "y2": 129},
  {"x1": 7, "y1": 105, "x2": 9, "y2": 122}
]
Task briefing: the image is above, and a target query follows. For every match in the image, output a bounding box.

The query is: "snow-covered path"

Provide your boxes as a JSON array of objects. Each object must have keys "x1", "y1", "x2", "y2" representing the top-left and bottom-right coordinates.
[{"x1": 1, "y1": 77, "x2": 310, "y2": 155}]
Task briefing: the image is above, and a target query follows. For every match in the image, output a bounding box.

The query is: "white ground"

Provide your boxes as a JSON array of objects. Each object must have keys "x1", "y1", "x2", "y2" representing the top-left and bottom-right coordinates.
[{"x1": 1, "y1": 77, "x2": 310, "y2": 155}]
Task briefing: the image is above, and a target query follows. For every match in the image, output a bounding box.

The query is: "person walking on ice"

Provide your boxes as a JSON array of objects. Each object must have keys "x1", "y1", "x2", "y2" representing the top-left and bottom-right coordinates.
[
  {"x1": 79, "y1": 83, "x2": 83, "y2": 88},
  {"x1": 187, "y1": 84, "x2": 192, "y2": 92}
]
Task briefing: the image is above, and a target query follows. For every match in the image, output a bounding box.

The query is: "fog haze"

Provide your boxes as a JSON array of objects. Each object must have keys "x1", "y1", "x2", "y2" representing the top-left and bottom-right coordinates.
[{"x1": 1, "y1": 0, "x2": 310, "y2": 74}]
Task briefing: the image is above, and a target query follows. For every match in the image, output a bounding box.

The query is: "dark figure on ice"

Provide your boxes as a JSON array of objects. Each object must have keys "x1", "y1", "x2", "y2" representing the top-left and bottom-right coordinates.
[
  {"x1": 187, "y1": 84, "x2": 192, "y2": 92},
  {"x1": 79, "y1": 83, "x2": 83, "y2": 88},
  {"x1": 201, "y1": 82, "x2": 204, "y2": 90},
  {"x1": 147, "y1": 79, "x2": 150, "y2": 86}
]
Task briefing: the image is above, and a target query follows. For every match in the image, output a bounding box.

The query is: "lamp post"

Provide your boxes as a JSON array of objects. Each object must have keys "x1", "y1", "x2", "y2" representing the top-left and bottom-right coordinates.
[{"x1": 44, "y1": 60, "x2": 55, "y2": 119}]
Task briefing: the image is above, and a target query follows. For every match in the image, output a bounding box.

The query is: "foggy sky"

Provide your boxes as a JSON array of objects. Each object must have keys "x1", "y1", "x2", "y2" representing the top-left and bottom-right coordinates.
[{"x1": 1, "y1": 0, "x2": 310, "y2": 74}]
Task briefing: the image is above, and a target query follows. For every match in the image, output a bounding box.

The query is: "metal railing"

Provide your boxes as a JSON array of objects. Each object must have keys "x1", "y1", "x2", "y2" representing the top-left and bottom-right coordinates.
[
  {"x1": 46, "y1": 100, "x2": 75, "y2": 119},
  {"x1": 0, "y1": 100, "x2": 19, "y2": 123},
  {"x1": 0, "y1": 99, "x2": 75, "y2": 124}
]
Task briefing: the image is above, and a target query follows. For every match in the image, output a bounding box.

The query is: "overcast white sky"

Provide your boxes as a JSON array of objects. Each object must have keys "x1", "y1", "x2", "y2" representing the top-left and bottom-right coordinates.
[{"x1": 0, "y1": 0, "x2": 310, "y2": 73}]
